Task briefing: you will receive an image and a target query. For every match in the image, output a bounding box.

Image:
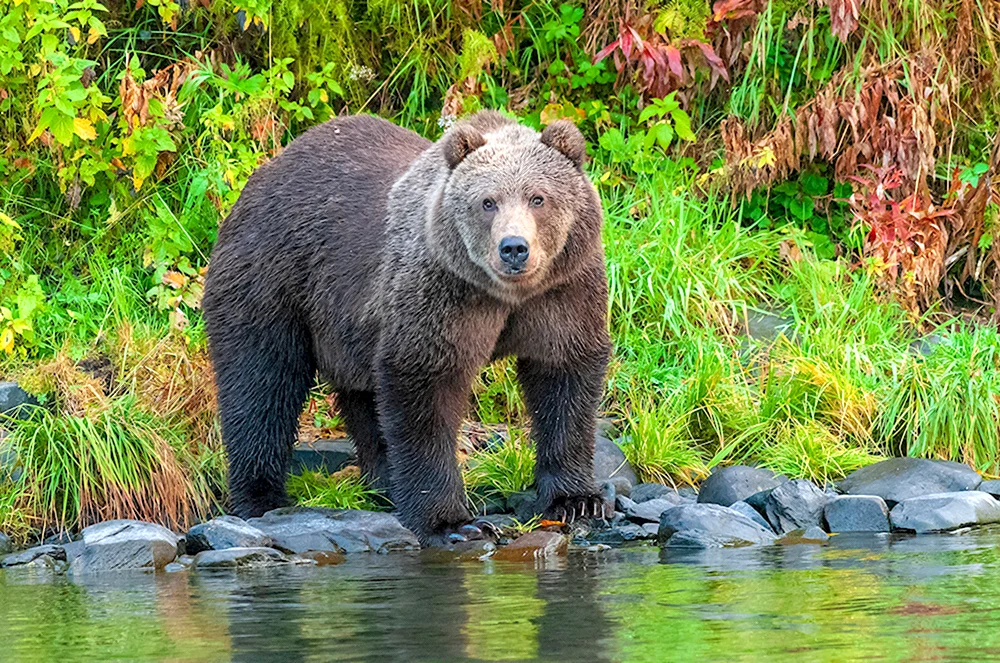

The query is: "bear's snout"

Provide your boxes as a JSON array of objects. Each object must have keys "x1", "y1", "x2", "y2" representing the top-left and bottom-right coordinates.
[{"x1": 498, "y1": 235, "x2": 530, "y2": 272}]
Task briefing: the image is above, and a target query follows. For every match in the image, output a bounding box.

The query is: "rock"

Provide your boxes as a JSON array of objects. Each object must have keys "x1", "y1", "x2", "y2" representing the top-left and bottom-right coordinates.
[
  {"x1": 631, "y1": 483, "x2": 676, "y2": 504},
  {"x1": 0, "y1": 382, "x2": 39, "y2": 419},
  {"x1": 641, "y1": 523, "x2": 659, "y2": 537},
  {"x1": 1, "y1": 544, "x2": 66, "y2": 568},
  {"x1": 658, "y1": 504, "x2": 777, "y2": 548},
  {"x1": 186, "y1": 516, "x2": 273, "y2": 554},
  {"x1": 979, "y1": 480, "x2": 1000, "y2": 499},
  {"x1": 838, "y1": 458, "x2": 982, "y2": 506},
  {"x1": 615, "y1": 494, "x2": 636, "y2": 513},
  {"x1": 474, "y1": 494, "x2": 508, "y2": 516},
  {"x1": 697, "y1": 466, "x2": 783, "y2": 507},
  {"x1": 71, "y1": 520, "x2": 178, "y2": 573},
  {"x1": 421, "y1": 540, "x2": 496, "y2": 562},
  {"x1": 744, "y1": 488, "x2": 774, "y2": 514},
  {"x1": 678, "y1": 486, "x2": 698, "y2": 501},
  {"x1": 778, "y1": 527, "x2": 830, "y2": 544},
  {"x1": 744, "y1": 308, "x2": 794, "y2": 342},
  {"x1": 608, "y1": 476, "x2": 632, "y2": 498},
  {"x1": 164, "y1": 562, "x2": 188, "y2": 572},
  {"x1": 295, "y1": 550, "x2": 347, "y2": 566},
  {"x1": 730, "y1": 500, "x2": 773, "y2": 532},
  {"x1": 193, "y1": 547, "x2": 291, "y2": 569},
  {"x1": 623, "y1": 496, "x2": 682, "y2": 524},
  {"x1": 506, "y1": 490, "x2": 539, "y2": 522},
  {"x1": 61, "y1": 539, "x2": 85, "y2": 561},
  {"x1": 764, "y1": 479, "x2": 829, "y2": 534},
  {"x1": 0, "y1": 531, "x2": 11, "y2": 555},
  {"x1": 909, "y1": 333, "x2": 945, "y2": 357},
  {"x1": 889, "y1": 491, "x2": 1000, "y2": 533},
  {"x1": 248, "y1": 507, "x2": 419, "y2": 554},
  {"x1": 291, "y1": 439, "x2": 356, "y2": 474},
  {"x1": 593, "y1": 435, "x2": 638, "y2": 486},
  {"x1": 492, "y1": 531, "x2": 569, "y2": 561},
  {"x1": 588, "y1": 522, "x2": 654, "y2": 544},
  {"x1": 824, "y1": 495, "x2": 890, "y2": 533},
  {"x1": 596, "y1": 418, "x2": 620, "y2": 440}
]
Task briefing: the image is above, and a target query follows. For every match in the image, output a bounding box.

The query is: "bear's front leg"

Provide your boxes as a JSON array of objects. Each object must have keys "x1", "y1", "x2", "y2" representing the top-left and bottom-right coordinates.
[
  {"x1": 517, "y1": 350, "x2": 612, "y2": 523},
  {"x1": 375, "y1": 288, "x2": 507, "y2": 544}
]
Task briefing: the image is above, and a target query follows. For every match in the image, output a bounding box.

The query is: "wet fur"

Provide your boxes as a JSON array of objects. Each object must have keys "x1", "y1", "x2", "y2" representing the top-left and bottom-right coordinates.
[{"x1": 203, "y1": 111, "x2": 610, "y2": 541}]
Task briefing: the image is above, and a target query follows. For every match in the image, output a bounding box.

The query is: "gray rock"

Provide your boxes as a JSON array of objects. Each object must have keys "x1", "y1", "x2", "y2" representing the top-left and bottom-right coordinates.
[
  {"x1": 291, "y1": 439, "x2": 356, "y2": 474},
  {"x1": 608, "y1": 476, "x2": 632, "y2": 498},
  {"x1": 624, "y1": 496, "x2": 682, "y2": 524},
  {"x1": 765, "y1": 479, "x2": 829, "y2": 534},
  {"x1": 838, "y1": 458, "x2": 982, "y2": 506},
  {"x1": 248, "y1": 507, "x2": 419, "y2": 553},
  {"x1": 744, "y1": 488, "x2": 774, "y2": 513},
  {"x1": 889, "y1": 491, "x2": 1000, "y2": 533},
  {"x1": 0, "y1": 531, "x2": 11, "y2": 555},
  {"x1": 493, "y1": 531, "x2": 569, "y2": 561},
  {"x1": 697, "y1": 466, "x2": 782, "y2": 507},
  {"x1": 615, "y1": 494, "x2": 637, "y2": 513},
  {"x1": 71, "y1": 520, "x2": 178, "y2": 573},
  {"x1": 506, "y1": 490, "x2": 539, "y2": 522},
  {"x1": 594, "y1": 434, "x2": 638, "y2": 485},
  {"x1": 979, "y1": 480, "x2": 1000, "y2": 499},
  {"x1": 587, "y1": 522, "x2": 652, "y2": 544},
  {"x1": 186, "y1": 515, "x2": 273, "y2": 554},
  {"x1": 164, "y1": 562, "x2": 188, "y2": 572},
  {"x1": 658, "y1": 504, "x2": 777, "y2": 548},
  {"x1": 778, "y1": 527, "x2": 829, "y2": 544},
  {"x1": 2, "y1": 544, "x2": 66, "y2": 568},
  {"x1": 730, "y1": 500, "x2": 773, "y2": 532},
  {"x1": 599, "y1": 480, "x2": 617, "y2": 505},
  {"x1": 641, "y1": 523, "x2": 659, "y2": 537},
  {"x1": 631, "y1": 483, "x2": 676, "y2": 503},
  {"x1": 0, "y1": 382, "x2": 38, "y2": 419},
  {"x1": 744, "y1": 308, "x2": 793, "y2": 342},
  {"x1": 824, "y1": 495, "x2": 890, "y2": 533},
  {"x1": 193, "y1": 547, "x2": 291, "y2": 569}
]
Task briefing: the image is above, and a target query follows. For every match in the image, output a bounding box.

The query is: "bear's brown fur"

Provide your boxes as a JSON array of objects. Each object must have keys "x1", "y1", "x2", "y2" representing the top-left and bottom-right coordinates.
[{"x1": 202, "y1": 111, "x2": 610, "y2": 542}]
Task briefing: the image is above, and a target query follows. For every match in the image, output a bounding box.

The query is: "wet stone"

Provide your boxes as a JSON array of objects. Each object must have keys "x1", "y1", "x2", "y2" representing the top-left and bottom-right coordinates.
[
  {"x1": 594, "y1": 434, "x2": 638, "y2": 486},
  {"x1": 0, "y1": 531, "x2": 11, "y2": 555},
  {"x1": 631, "y1": 483, "x2": 676, "y2": 504},
  {"x1": 248, "y1": 507, "x2": 419, "y2": 554},
  {"x1": 507, "y1": 490, "x2": 539, "y2": 522},
  {"x1": 492, "y1": 531, "x2": 569, "y2": 561},
  {"x1": 697, "y1": 466, "x2": 783, "y2": 507},
  {"x1": 164, "y1": 562, "x2": 188, "y2": 573},
  {"x1": 193, "y1": 547, "x2": 291, "y2": 569},
  {"x1": 588, "y1": 523, "x2": 654, "y2": 544},
  {"x1": 421, "y1": 540, "x2": 496, "y2": 562},
  {"x1": 186, "y1": 515, "x2": 274, "y2": 554},
  {"x1": 824, "y1": 495, "x2": 890, "y2": 533},
  {"x1": 778, "y1": 527, "x2": 830, "y2": 544},
  {"x1": 889, "y1": 491, "x2": 1000, "y2": 533},
  {"x1": 979, "y1": 480, "x2": 1000, "y2": 499},
  {"x1": 623, "y1": 497, "x2": 682, "y2": 524},
  {"x1": 765, "y1": 479, "x2": 829, "y2": 534},
  {"x1": 71, "y1": 520, "x2": 178, "y2": 574},
  {"x1": 730, "y1": 500, "x2": 773, "y2": 532},
  {"x1": 2, "y1": 544, "x2": 66, "y2": 568},
  {"x1": 838, "y1": 458, "x2": 982, "y2": 506},
  {"x1": 295, "y1": 550, "x2": 347, "y2": 566},
  {"x1": 658, "y1": 504, "x2": 777, "y2": 549}
]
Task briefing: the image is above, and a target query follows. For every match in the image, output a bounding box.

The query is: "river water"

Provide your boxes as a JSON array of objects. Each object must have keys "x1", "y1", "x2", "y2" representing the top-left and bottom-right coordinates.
[{"x1": 2, "y1": 528, "x2": 1000, "y2": 662}]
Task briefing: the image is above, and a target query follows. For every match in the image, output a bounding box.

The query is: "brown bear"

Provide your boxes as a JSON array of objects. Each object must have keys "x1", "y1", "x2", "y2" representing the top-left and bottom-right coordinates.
[{"x1": 202, "y1": 110, "x2": 611, "y2": 543}]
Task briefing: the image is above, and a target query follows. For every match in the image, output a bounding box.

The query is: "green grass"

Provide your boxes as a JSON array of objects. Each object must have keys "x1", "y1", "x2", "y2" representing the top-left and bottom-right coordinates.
[{"x1": 287, "y1": 470, "x2": 387, "y2": 511}]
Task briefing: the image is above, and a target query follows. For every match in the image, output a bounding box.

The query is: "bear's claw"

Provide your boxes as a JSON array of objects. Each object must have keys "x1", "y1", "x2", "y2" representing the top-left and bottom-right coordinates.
[{"x1": 544, "y1": 494, "x2": 612, "y2": 524}]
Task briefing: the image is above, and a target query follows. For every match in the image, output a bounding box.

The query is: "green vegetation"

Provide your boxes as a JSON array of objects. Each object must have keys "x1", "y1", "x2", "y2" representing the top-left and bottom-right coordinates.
[{"x1": 1, "y1": 0, "x2": 999, "y2": 539}]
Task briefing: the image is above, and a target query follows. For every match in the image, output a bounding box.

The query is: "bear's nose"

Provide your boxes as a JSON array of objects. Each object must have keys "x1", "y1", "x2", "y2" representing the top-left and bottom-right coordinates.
[{"x1": 498, "y1": 236, "x2": 530, "y2": 269}]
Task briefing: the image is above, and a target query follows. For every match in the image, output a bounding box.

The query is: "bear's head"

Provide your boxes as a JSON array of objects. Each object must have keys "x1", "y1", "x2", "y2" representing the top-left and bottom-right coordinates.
[{"x1": 430, "y1": 111, "x2": 603, "y2": 301}]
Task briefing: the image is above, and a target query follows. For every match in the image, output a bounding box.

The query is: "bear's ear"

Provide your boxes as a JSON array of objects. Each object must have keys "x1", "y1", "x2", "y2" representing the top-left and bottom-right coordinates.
[
  {"x1": 541, "y1": 120, "x2": 586, "y2": 168},
  {"x1": 443, "y1": 124, "x2": 486, "y2": 169}
]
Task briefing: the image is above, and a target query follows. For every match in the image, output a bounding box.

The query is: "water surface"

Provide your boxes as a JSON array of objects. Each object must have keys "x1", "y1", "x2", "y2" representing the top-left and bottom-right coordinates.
[{"x1": 3, "y1": 529, "x2": 1000, "y2": 662}]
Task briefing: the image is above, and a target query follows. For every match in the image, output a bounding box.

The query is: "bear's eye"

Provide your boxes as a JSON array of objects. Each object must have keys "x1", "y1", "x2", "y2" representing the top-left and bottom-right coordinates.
[
  {"x1": 482, "y1": 198, "x2": 497, "y2": 212},
  {"x1": 529, "y1": 195, "x2": 544, "y2": 208}
]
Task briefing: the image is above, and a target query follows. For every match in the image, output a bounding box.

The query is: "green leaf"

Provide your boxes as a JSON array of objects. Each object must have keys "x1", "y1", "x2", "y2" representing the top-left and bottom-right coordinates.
[
  {"x1": 671, "y1": 109, "x2": 696, "y2": 141},
  {"x1": 789, "y1": 198, "x2": 815, "y2": 221},
  {"x1": 654, "y1": 122, "x2": 674, "y2": 150},
  {"x1": 638, "y1": 105, "x2": 661, "y2": 124},
  {"x1": 801, "y1": 172, "x2": 828, "y2": 196},
  {"x1": 49, "y1": 110, "x2": 75, "y2": 145}
]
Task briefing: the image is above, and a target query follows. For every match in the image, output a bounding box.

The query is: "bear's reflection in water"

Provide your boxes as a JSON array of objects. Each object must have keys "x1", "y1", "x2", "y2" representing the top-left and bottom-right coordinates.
[{"x1": 214, "y1": 552, "x2": 615, "y2": 662}]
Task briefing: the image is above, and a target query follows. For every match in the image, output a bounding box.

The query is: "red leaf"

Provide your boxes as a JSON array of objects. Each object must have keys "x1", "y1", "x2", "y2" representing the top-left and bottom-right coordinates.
[
  {"x1": 594, "y1": 39, "x2": 620, "y2": 64},
  {"x1": 696, "y1": 42, "x2": 729, "y2": 82},
  {"x1": 664, "y1": 45, "x2": 683, "y2": 77}
]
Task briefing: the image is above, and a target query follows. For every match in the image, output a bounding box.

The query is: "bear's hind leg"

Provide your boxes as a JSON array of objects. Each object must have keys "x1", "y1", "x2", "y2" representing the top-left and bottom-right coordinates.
[
  {"x1": 212, "y1": 321, "x2": 315, "y2": 519},
  {"x1": 338, "y1": 390, "x2": 391, "y2": 493}
]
